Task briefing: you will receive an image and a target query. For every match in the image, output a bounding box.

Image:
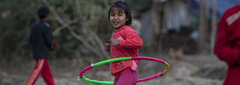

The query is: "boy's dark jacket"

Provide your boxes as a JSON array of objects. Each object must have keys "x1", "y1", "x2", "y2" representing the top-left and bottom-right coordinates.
[{"x1": 30, "y1": 20, "x2": 53, "y2": 59}]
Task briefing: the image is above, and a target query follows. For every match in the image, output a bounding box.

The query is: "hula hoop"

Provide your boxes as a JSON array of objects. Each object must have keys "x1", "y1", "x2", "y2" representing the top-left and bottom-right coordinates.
[{"x1": 78, "y1": 56, "x2": 170, "y2": 85}]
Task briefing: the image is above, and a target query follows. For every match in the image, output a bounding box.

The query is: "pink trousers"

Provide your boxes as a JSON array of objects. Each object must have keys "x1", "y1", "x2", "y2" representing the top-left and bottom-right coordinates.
[{"x1": 113, "y1": 69, "x2": 137, "y2": 85}]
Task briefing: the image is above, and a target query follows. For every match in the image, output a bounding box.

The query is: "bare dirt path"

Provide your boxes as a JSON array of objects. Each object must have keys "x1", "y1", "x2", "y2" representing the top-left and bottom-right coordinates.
[{"x1": 1, "y1": 55, "x2": 226, "y2": 85}]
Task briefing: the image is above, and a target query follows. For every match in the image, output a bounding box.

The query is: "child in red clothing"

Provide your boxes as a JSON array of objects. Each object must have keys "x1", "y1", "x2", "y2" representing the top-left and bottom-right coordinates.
[
  {"x1": 214, "y1": 4, "x2": 240, "y2": 85},
  {"x1": 105, "y1": 1, "x2": 143, "y2": 85},
  {"x1": 25, "y1": 6, "x2": 56, "y2": 85}
]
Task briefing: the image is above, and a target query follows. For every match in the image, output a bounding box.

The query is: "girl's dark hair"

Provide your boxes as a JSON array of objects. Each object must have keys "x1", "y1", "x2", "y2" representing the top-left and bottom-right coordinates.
[
  {"x1": 38, "y1": 6, "x2": 50, "y2": 19},
  {"x1": 108, "y1": 1, "x2": 132, "y2": 25}
]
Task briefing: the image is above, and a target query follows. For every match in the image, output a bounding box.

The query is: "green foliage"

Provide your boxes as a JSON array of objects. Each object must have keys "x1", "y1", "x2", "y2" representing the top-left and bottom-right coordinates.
[
  {"x1": 126, "y1": 0, "x2": 146, "y2": 10},
  {"x1": 0, "y1": 0, "x2": 145, "y2": 62},
  {"x1": 0, "y1": 0, "x2": 41, "y2": 61}
]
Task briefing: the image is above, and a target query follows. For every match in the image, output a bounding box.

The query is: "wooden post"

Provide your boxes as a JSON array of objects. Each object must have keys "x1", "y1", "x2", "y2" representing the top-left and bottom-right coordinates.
[
  {"x1": 198, "y1": 0, "x2": 210, "y2": 54},
  {"x1": 210, "y1": 0, "x2": 218, "y2": 54},
  {"x1": 152, "y1": 0, "x2": 167, "y2": 53},
  {"x1": 152, "y1": 1, "x2": 161, "y2": 52}
]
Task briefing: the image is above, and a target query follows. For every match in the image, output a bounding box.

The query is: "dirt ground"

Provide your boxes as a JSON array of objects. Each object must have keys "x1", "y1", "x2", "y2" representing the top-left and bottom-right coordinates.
[{"x1": 0, "y1": 54, "x2": 227, "y2": 85}]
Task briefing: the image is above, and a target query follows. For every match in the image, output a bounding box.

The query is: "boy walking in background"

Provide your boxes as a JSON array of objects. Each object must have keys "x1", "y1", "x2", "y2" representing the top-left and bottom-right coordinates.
[{"x1": 25, "y1": 6, "x2": 56, "y2": 85}]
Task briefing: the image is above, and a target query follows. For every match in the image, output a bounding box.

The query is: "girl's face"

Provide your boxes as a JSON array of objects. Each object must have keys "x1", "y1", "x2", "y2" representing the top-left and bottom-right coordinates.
[{"x1": 110, "y1": 7, "x2": 128, "y2": 29}]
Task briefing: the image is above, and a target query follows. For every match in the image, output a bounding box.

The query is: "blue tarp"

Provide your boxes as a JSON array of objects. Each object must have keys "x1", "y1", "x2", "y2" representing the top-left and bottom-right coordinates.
[{"x1": 190, "y1": 0, "x2": 240, "y2": 18}]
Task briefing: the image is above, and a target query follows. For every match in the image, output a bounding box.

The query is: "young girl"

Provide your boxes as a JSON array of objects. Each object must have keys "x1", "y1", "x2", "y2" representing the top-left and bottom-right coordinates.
[{"x1": 105, "y1": 1, "x2": 143, "y2": 85}]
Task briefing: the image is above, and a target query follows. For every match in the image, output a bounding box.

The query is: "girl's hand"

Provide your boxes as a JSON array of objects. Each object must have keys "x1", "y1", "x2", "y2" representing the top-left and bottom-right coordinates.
[
  {"x1": 131, "y1": 60, "x2": 137, "y2": 71},
  {"x1": 105, "y1": 43, "x2": 110, "y2": 52},
  {"x1": 110, "y1": 38, "x2": 120, "y2": 46}
]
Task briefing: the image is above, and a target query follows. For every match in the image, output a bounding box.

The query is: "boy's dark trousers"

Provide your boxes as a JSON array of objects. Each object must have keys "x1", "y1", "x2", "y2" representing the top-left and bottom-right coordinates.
[{"x1": 25, "y1": 59, "x2": 54, "y2": 85}]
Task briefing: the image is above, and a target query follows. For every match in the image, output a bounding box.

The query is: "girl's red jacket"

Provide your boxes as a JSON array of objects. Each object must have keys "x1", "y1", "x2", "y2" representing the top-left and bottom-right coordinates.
[
  {"x1": 214, "y1": 5, "x2": 240, "y2": 85},
  {"x1": 110, "y1": 25, "x2": 143, "y2": 77}
]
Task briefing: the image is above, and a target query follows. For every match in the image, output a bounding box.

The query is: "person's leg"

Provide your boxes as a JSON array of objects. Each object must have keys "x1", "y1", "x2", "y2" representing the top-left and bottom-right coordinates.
[
  {"x1": 41, "y1": 59, "x2": 55, "y2": 85},
  {"x1": 116, "y1": 69, "x2": 138, "y2": 85},
  {"x1": 25, "y1": 59, "x2": 44, "y2": 85},
  {"x1": 132, "y1": 69, "x2": 137, "y2": 85},
  {"x1": 113, "y1": 77, "x2": 119, "y2": 85}
]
